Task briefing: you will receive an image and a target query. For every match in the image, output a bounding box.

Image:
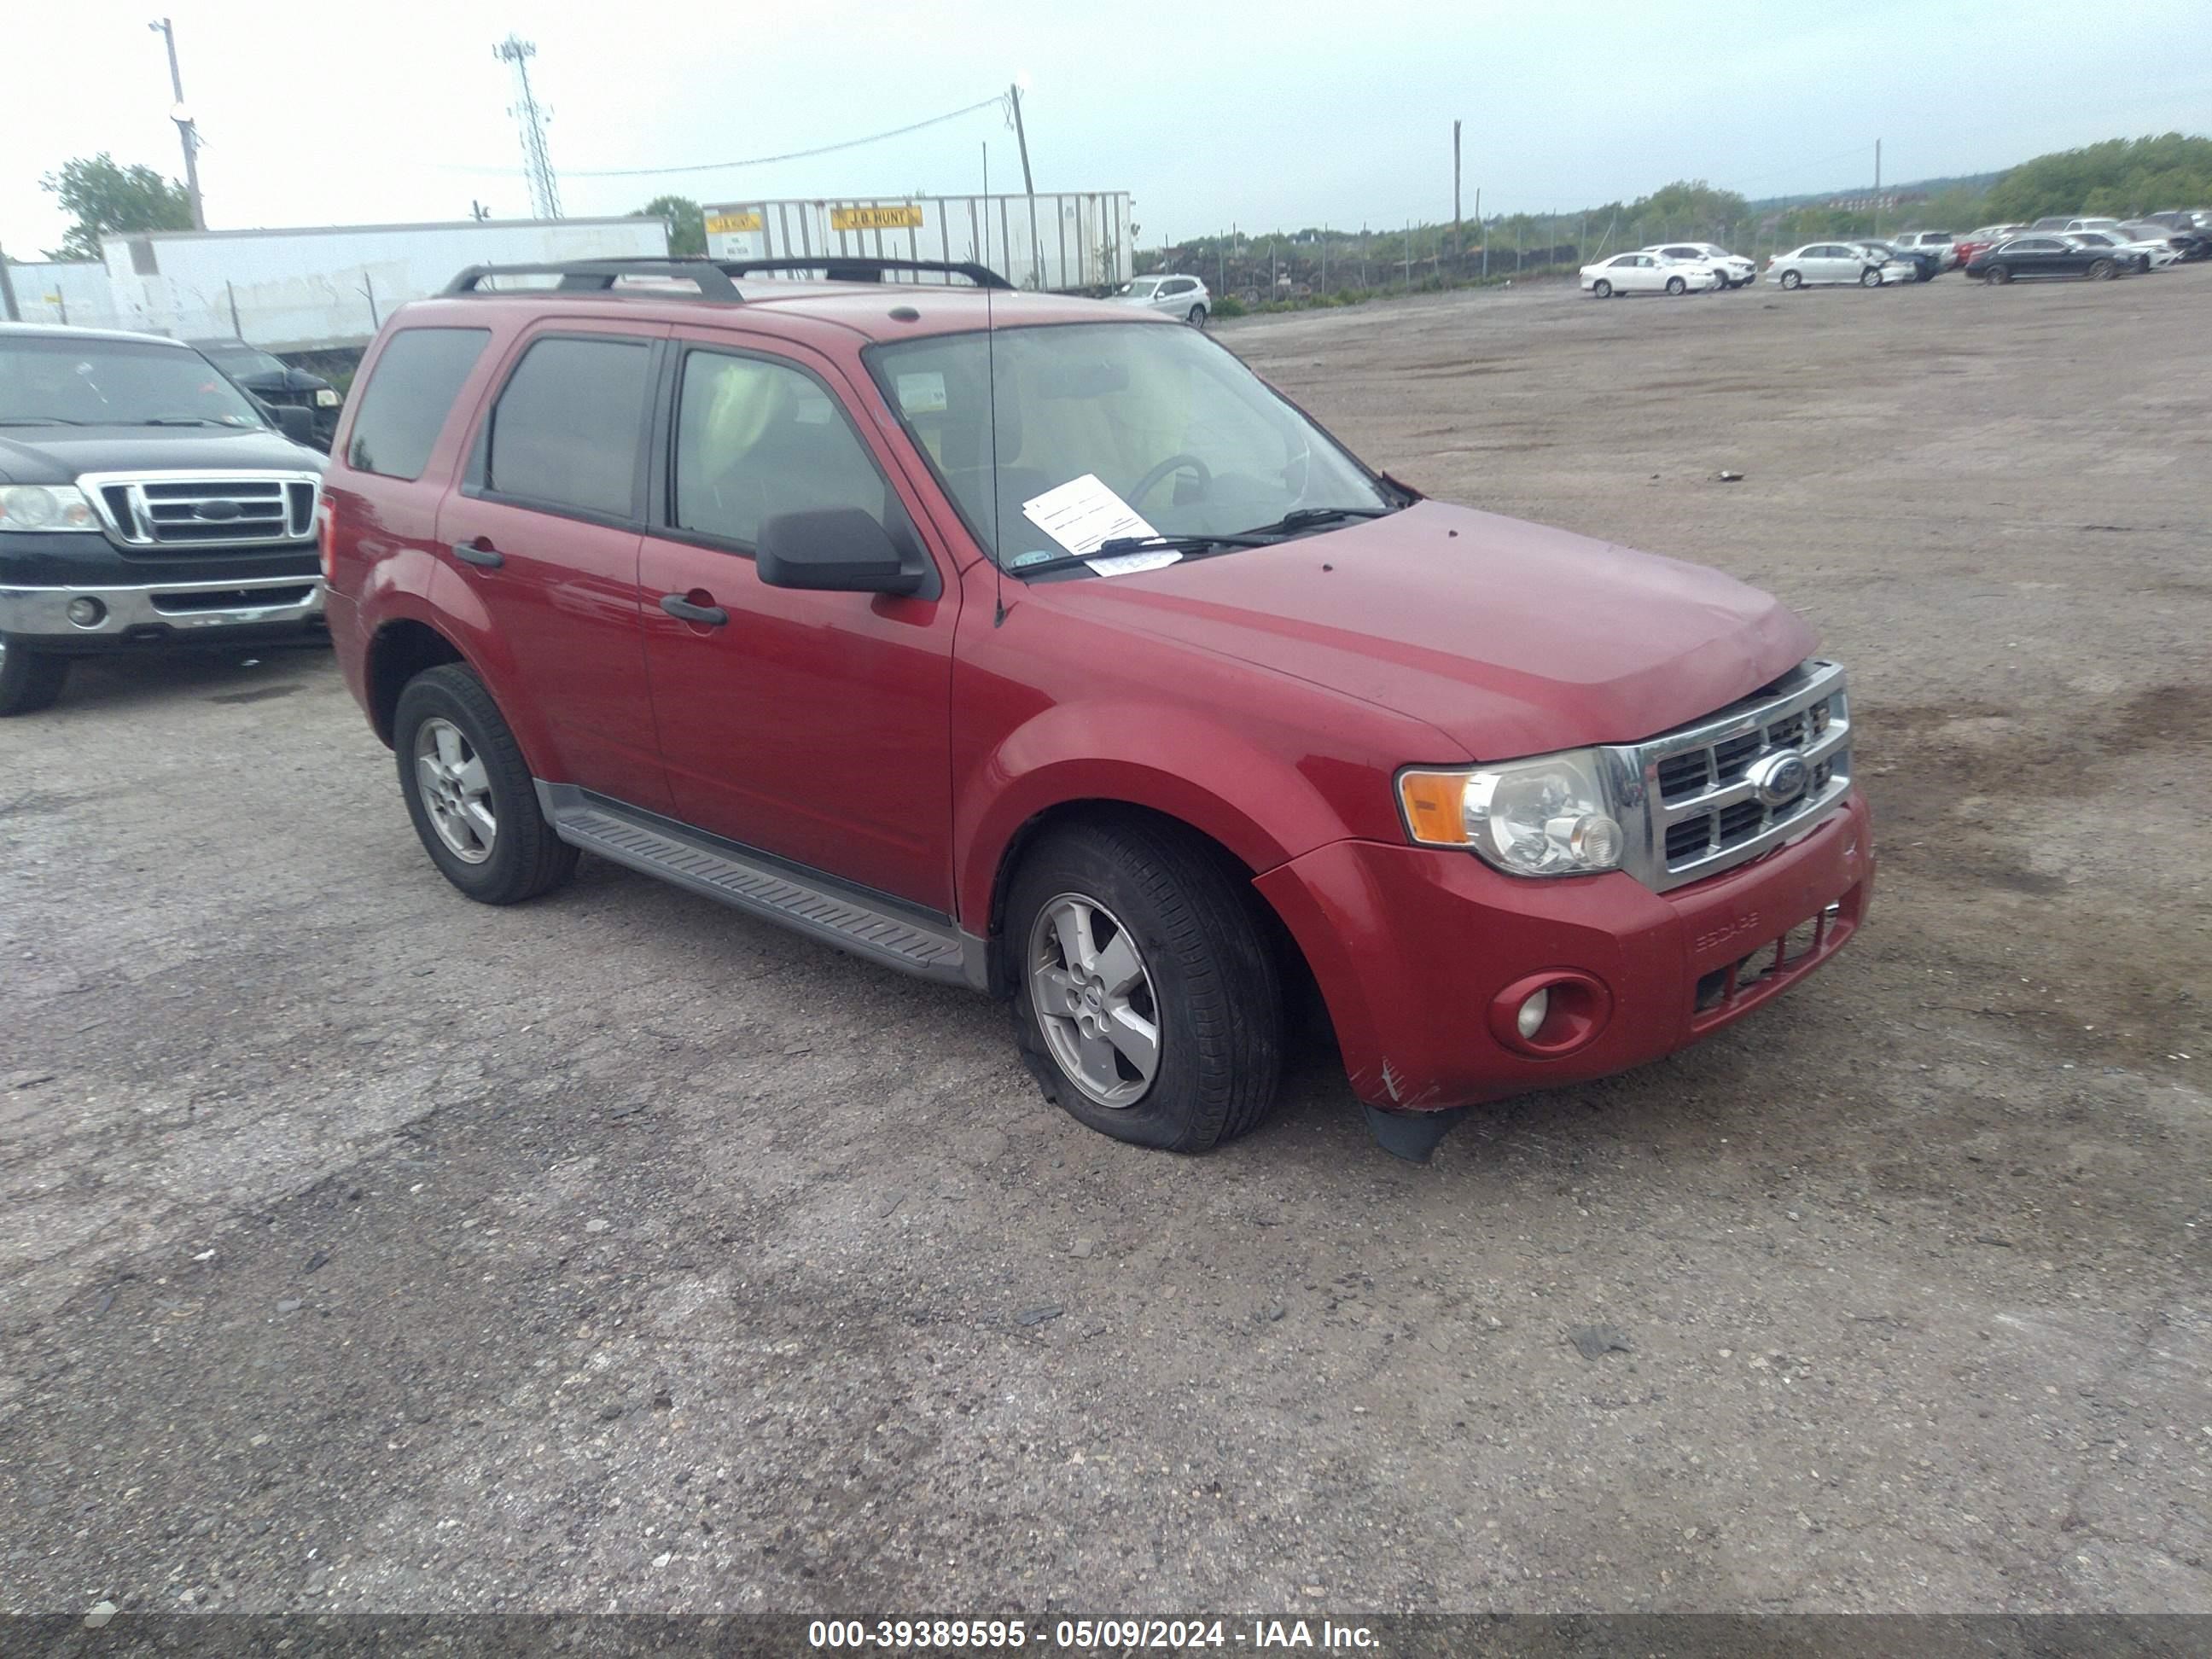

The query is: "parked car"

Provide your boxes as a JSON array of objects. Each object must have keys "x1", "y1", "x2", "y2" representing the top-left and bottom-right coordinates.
[
  {"x1": 1580, "y1": 251, "x2": 1720, "y2": 296},
  {"x1": 1964, "y1": 234, "x2": 2133, "y2": 282},
  {"x1": 1886, "y1": 230, "x2": 1959, "y2": 271},
  {"x1": 0, "y1": 323, "x2": 325, "y2": 714},
  {"x1": 2059, "y1": 231, "x2": 2155, "y2": 273},
  {"x1": 1766, "y1": 242, "x2": 1890, "y2": 288},
  {"x1": 320, "y1": 255, "x2": 1871, "y2": 1160},
  {"x1": 1853, "y1": 241, "x2": 1937, "y2": 282},
  {"x1": 1114, "y1": 273, "x2": 1211, "y2": 326},
  {"x1": 1641, "y1": 243, "x2": 1756, "y2": 288},
  {"x1": 187, "y1": 338, "x2": 343, "y2": 450},
  {"x1": 2112, "y1": 223, "x2": 2195, "y2": 266},
  {"x1": 1953, "y1": 224, "x2": 2025, "y2": 266}
]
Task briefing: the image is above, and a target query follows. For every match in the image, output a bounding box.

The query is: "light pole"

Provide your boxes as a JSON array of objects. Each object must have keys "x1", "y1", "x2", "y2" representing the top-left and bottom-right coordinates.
[{"x1": 148, "y1": 18, "x2": 206, "y2": 230}]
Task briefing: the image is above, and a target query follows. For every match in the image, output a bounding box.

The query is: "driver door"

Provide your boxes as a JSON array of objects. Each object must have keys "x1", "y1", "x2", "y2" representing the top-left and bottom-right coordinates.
[{"x1": 635, "y1": 335, "x2": 960, "y2": 911}]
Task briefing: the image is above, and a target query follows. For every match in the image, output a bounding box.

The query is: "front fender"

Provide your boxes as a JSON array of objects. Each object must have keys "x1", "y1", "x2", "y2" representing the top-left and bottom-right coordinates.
[{"x1": 954, "y1": 699, "x2": 1357, "y2": 937}]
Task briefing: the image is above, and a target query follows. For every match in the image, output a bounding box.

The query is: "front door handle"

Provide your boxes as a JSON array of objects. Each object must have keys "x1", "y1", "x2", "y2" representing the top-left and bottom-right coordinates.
[
  {"x1": 660, "y1": 593, "x2": 729, "y2": 626},
  {"x1": 451, "y1": 539, "x2": 504, "y2": 568}
]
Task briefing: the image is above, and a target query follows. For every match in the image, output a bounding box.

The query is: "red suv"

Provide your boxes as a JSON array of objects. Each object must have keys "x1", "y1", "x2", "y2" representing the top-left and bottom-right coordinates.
[{"x1": 323, "y1": 257, "x2": 1872, "y2": 1160}]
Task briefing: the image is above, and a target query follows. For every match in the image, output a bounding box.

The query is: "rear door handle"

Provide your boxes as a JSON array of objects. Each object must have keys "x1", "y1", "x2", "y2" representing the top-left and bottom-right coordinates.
[
  {"x1": 451, "y1": 540, "x2": 504, "y2": 568},
  {"x1": 660, "y1": 593, "x2": 729, "y2": 626}
]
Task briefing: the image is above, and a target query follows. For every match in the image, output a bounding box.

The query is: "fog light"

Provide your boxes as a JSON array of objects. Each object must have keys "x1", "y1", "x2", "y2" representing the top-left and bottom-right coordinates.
[
  {"x1": 1516, "y1": 988, "x2": 1551, "y2": 1040},
  {"x1": 67, "y1": 597, "x2": 106, "y2": 627}
]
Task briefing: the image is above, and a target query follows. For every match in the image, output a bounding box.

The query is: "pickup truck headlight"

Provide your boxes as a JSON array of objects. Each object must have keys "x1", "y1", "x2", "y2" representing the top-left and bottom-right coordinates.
[
  {"x1": 314, "y1": 387, "x2": 341, "y2": 408},
  {"x1": 1398, "y1": 749, "x2": 1626, "y2": 876},
  {"x1": 0, "y1": 484, "x2": 102, "y2": 533}
]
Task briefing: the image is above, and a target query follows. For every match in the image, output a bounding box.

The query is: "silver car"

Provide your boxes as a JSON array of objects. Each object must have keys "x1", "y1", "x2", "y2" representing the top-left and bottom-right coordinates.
[{"x1": 1115, "y1": 273, "x2": 1211, "y2": 325}]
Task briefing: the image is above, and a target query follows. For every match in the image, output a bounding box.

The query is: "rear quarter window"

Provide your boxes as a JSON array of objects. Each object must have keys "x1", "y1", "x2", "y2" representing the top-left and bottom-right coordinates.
[{"x1": 345, "y1": 328, "x2": 491, "y2": 481}]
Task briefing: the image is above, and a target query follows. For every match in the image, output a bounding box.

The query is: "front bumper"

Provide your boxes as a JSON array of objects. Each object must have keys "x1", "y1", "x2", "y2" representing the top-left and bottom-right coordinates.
[
  {"x1": 1255, "y1": 793, "x2": 1874, "y2": 1111},
  {"x1": 0, "y1": 574, "x2": 325, "y2": 650}
]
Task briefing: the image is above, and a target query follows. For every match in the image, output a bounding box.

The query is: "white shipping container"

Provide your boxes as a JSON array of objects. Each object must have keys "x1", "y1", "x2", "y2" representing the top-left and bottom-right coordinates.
[
  {"x1": 0, "y1": 260, "x2": 123, "y2": 330},
  {"x1": 94, "y1": 218, "x2": 672, "y2": 352},
  {"x1": 702, "y1": 194, "x2": 1134, "y2": 293}
]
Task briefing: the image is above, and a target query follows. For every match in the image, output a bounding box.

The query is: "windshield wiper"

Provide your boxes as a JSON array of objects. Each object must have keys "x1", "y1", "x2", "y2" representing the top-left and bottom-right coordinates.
[
  {"x1": 139, "y1": 416, "x2": 225, "y2": 427},
  {"x1": 1007, "y1": 532, "x2": 1272, "y2": 578},
  {"x1": 0, "y1": 416, "x2": 92, "y2": 426},
  {"x1": 1243, "y1": 505, "x2": 1397, "y2": 536}
]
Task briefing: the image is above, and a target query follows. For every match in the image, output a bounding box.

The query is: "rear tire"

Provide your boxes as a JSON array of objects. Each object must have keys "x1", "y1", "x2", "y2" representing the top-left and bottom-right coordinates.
[
  {"x1": 1592, "y1": 279, "x2": 1612, "y2": 298},
  {"x1": 393, "y1": 663, "x2": 578, "y2": 905},
  {"x1": 1987, "y1": 265, "x2": 2011, "y2": 284},
  {"x1": 0, "y1": 636, "x2": 68, "y2": 717},
  {"x1": 1186, "y1": 304, "x2": 1208, "y2": 326},
  {"x1": 1007, "y1": 817, "x2": 1284, "y2": 1153},
  {"x1": 1780, "y1": 270, "x2": 1802, "y2": 289}
]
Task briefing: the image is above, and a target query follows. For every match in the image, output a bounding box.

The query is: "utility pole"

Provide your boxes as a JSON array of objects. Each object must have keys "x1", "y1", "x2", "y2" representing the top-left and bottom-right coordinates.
[
  {"x1": 1873, "y1": 137, "x2": 1883, "y2": 234},
  {"x1": 148, "y1": 18, "x2": 207, "y2": 230},
  {"x1": 0, "y1": 247, "x2": 20, "y2": 322},
  {"x1": 1008, "y1": 82, "x2": 1044, "y2": 289},
  {"x1": 1452, "y1": 119, "x2": 1463, "y2": 257},
  {"x1": 495, "y1": 35, "x2": 561, "y2": 220},
  {"x1": 1476, "y1": 189, "x2": 1486, "y2": 279}
]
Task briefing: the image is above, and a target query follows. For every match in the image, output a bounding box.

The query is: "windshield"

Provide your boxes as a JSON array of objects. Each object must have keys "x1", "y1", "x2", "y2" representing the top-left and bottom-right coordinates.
[
  {"x1": 198, "y1": 343, "x2": 288, "y2": 379},
  {"x1": 0, "y1": 335, "x2": 269, "y2": 428},
  {"x1": 867, "y1": 322, "x2": 1392, "y2": 567},
  {"x1": 1122, "y1": 279, "x2": 1161, "y2": 299}
]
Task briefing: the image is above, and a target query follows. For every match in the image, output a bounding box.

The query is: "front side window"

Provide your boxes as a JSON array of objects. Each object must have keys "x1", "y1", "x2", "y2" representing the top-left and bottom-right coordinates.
[
  {"x1": 0, "y1": 335, "x2": 268, "y2": 431},
  {"x1": 867, "y1": 321, "x2": 1390, "y2": 566},
  {"x1": 482, "y1": 335, "x2": 652, "y2": 517},
  {"x1": 672, "y1": 351, "x2": 893, "y2": 548},
  {"x1": 346, "y1": 327, "x2": 490, "y2": 480}
]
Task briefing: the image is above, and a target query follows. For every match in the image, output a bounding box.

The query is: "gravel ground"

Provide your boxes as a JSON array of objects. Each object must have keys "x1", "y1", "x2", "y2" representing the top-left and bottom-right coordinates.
[{"x1": 2, "y1": 266, "x2": 2207, "y2": 1617}]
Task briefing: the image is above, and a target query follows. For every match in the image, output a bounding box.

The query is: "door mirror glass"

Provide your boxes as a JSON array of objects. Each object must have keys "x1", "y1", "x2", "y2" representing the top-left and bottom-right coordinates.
[{"x1": 757, "y1": 508, "x2": 923, "y2": 596}]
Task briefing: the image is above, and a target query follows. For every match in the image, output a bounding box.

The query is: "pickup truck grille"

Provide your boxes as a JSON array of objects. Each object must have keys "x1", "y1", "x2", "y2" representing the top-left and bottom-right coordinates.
[
  {"x1": 79, "y1": 470, "x2": 320, "y2": 554},
  {"x1": 1609, "y1": 659, "x2": 1852, "y2": 894}
]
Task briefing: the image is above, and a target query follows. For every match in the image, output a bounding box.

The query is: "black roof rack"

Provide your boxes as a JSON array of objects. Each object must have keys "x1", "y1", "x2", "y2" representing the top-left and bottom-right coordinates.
[
  {"x1": 441, "y1": 259, "x2": 744, "y2": 301},
  {"x1": 720, "y1": 257, "x2": 1011, "y2": 290},
  {"x1": 439, "y1": 255, "x2": 1013, "y2": 303}
]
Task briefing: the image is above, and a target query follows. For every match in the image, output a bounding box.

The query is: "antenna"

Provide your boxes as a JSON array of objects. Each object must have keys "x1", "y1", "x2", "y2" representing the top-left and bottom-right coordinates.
[
  {"x1": 986, "y1": 139, "x2": 1007, "y2": 627},
  {"x1": 494, "y1": 35, "x2": 562, "y2": 220}
]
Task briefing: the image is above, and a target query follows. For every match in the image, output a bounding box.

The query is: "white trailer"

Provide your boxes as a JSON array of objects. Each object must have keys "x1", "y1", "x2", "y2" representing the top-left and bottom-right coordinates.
[
  {"x1": 94, "y1": 218, "x2": 671, "y2": 352},
  {"x1": 701, "y1": 194, "x2": 1135, "y2": 293}
]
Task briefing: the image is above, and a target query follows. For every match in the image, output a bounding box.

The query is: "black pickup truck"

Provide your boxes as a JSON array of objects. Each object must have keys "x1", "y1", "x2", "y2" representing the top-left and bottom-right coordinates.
[
  {"x1": 0, "y1": 323, "x2": 326, "y2": 715},
  {"x1": 186, "y1": 337, "x2": 342, "y2": 451}
]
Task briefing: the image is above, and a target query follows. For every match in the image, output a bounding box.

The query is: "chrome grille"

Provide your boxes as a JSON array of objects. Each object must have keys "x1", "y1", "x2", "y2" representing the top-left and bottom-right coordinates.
[
  {"x1": 1605, "y1": 659, "x2": 1853, "y2": 893},
  {"x1": 78, "y1": 469, "x2": 320, "y2": 553}
]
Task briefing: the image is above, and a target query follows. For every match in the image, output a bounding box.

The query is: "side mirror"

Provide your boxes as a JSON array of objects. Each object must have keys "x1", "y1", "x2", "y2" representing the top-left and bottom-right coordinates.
[
  {"x1": 268, "y1": 403, "x2": 317, "y2": 445},
  {"x1": 757, "y1": 508, "x2": 926, "y2": 597}
]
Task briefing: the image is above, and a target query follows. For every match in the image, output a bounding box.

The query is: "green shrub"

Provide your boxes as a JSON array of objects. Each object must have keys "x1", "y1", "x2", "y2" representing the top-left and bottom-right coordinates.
[{"x1": 1209, "y1": 294, "x2": 1248, "y2": 318}]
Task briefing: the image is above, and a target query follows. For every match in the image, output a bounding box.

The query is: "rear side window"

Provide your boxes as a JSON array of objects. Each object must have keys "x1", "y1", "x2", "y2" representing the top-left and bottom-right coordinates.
[
  {"x1": 346, "y1": 328, "x2": 490, "y2": 480},
  {"x1": 482, "y1": 335, "x2": 653, "y2": 518}
]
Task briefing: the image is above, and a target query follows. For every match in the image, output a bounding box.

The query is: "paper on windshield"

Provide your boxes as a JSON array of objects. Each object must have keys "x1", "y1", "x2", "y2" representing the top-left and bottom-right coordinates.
[{"x1": 1020, "y1": 474, "x2": 1181, "y2": 576}]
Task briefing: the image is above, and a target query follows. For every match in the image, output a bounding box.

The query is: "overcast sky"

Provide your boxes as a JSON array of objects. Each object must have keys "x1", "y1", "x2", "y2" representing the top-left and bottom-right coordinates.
[{"x1": 4, "y1": 0, "x2": 2207, "y2": 259}]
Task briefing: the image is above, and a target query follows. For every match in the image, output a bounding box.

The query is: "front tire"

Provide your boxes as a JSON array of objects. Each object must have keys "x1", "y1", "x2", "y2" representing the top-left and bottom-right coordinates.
[
  {"x1": 1007, "y1": 817, "x2": 1284, "y2": 1152},
  {"x1": 2087, "y1": 258, "x2": 2116, "y2": 281},
  {"x1": 0, "y1": 636, "x2": 68, "y2": 717},
  {"x1": 1860, "y1": 267, "x2": 1883, "y2": 288},
  {"x1": 393, "y1": 663, "x2": 578, "y2": 905},
  {"x1": 1666, "y1": 275, "x2": 1686, "y2": 295}
]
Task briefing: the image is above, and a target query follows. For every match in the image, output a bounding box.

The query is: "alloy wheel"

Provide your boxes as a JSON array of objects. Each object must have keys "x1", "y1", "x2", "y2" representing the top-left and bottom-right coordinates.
[
  {"x1": 1027, "y1": 893, "x2": 1161, "y2": 1109},
  {"x1": 414, "y1": 717, "x2": 497, "y2": 864}
]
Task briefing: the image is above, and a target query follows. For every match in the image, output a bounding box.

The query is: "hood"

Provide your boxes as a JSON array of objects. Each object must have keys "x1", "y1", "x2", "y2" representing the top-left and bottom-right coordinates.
[
  {"x1": 1041, "y1": 499, "x2": 1815, "y2": 759},
  {"x1": 0, "y1": 423, "x2": 323, "y2": 485}
]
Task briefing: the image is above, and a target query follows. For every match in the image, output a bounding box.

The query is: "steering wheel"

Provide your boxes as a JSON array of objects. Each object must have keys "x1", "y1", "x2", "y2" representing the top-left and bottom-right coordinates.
[{"x1": 1127, "y1": 451, "x2": 1212, "y2": 509}]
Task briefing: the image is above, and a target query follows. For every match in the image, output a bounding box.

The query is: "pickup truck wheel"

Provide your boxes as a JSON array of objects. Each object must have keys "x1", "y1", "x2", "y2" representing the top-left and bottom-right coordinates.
[
  {"x1": 393, "y1": 663, "x2": 577, "y2": 905},
  {"x1": 1009, "y1": 818, "x2": 1284, "y2": 1152},
  {"x1": 0, "y1": 635, "x2": 68, "y2": 717}
]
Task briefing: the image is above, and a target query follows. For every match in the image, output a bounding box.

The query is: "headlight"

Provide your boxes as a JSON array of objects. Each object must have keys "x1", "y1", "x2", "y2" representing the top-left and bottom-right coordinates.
[
  {"x1": 0, "y1": 484, "x2": 102, "y2": 533},
  {"x1": 1398, "y1": 749, "x2": 1625, "y2": 876},
  {"x1": 314, "y1": 387, "x2": 341, "y2": 408}
]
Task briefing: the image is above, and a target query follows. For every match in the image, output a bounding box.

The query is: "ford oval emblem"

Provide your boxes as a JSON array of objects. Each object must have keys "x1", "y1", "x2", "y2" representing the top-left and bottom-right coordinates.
[
  {"x1": 195, "y1": 498, "x2": 243, "y2": 521},
  {"x1": 1747, "y1": 750, "x2": 1812, "y2": 809}
]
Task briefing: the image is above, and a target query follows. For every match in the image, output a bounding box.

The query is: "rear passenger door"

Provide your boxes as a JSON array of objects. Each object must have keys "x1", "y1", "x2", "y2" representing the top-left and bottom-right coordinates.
[
  {"x1": 635, "y1": 335, "x2": 959, "y2": 911},
  {"x1": 437, "y1": 320, "x2": 674, "y2": 813}
]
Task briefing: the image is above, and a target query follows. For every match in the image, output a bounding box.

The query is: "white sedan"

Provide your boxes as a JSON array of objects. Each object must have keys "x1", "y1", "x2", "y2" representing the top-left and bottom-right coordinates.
[
  {"x1": 1643, "y1": 242, "x2": 1758, "y2": 288},
  {"x1": 1580, "y1": 251, "x2": 1721, "y2": 297},
  {"x1": 1766, "y1": 242, "x2": 1895, "y2": 288}
]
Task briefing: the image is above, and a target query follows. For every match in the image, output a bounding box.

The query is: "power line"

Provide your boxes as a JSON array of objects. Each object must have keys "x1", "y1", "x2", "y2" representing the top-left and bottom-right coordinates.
[{"x1": 446, "y1": 93, "x2": 1009, "y2": 180}]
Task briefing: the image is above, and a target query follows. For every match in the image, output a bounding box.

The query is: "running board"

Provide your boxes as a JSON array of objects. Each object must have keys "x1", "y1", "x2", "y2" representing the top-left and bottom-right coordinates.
[{"x1": 538, "y1": 783, "x2": 987, "y2": 990}]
